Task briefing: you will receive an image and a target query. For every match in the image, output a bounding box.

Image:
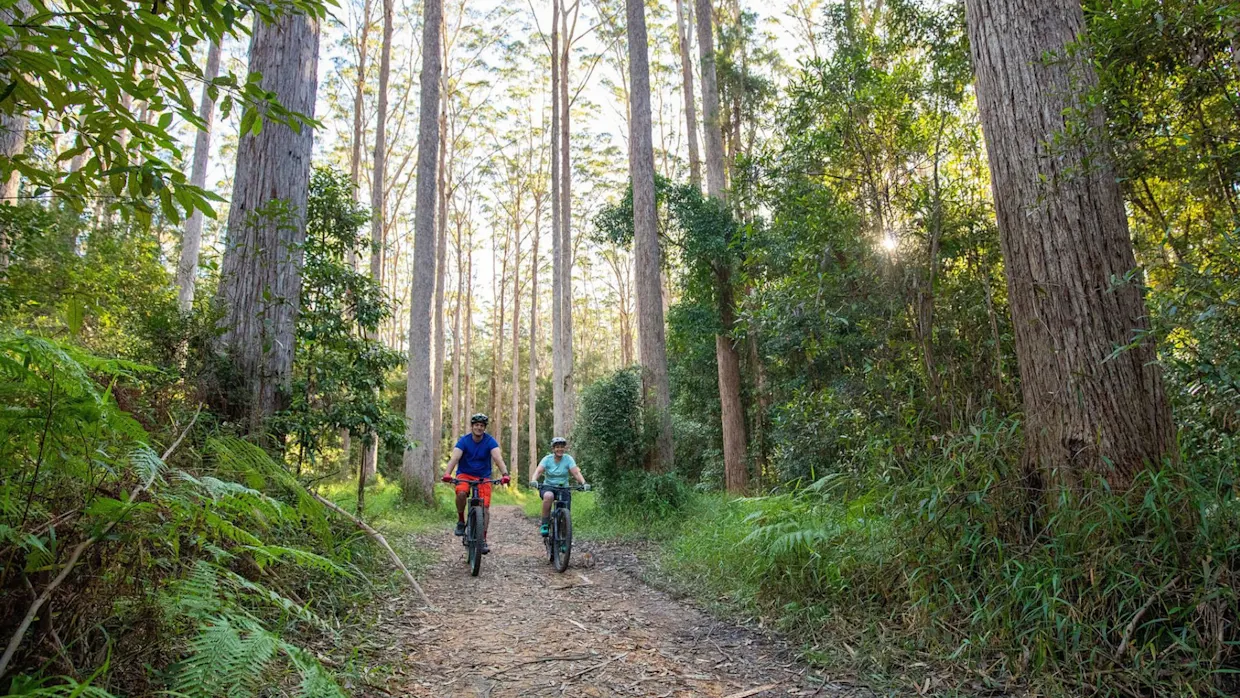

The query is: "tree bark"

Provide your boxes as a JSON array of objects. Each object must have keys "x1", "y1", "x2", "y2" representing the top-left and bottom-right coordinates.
[
  {"x1": 675, "y1": 0, "x2": 701, "y2": 189},
  {"x1": 510, "y1": 213, "x2": 522, "y2": 483},
  {"x1": 0, "y1": 1, "x2": 33, "y2": 274},
  {"x1": 216, "y1": 10, "x2": 320, "y2": 432},
  {"x1": 695, "y1": 0, "x2": 747, "y2": 492},
  {"x1": 361, "y1": 0, "x2": 393, "y2": 483},
  {"x1": 432, "y1": 100, "x2": 450, "y2": 469},
  {"x1": 627, "y1": 0, "x2": 675, "y2": 472},
  {"x1": 528, "y1": 192, "x2": 542, "y2": 476},
  {"x1": 695, "y1": 0, "x2": 725, "y2": 197},
  {"x1": 964, "y1": 0, "x2": 1175, "y2": 490},
  {"x1": 176, "y1": 40, "x2": 222, "y2": 311},
  {"x1": 493, "y1": 226, "x2": 509, "y2": 435},
  {"x1": 550, "y1": 0, "x2": 565, "y2": 439},
  {"x1": 350, "y1": 0, "x2": 373, "y2": 201},
  {"x1": 558, "y1": 1, "x2": 576, "y2": 437},
  {"x1": 402, "y1": 0, "x2": 443, "y2": 503},
  {"x1": 453, "y1": 215, "x2": 464, "y2": 439}
]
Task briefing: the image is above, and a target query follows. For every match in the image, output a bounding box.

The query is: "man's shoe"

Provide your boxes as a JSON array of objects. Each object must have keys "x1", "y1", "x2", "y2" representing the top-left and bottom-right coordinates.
[
  {"x1": 540, "y1": 522, "x2": 549, "y2": 537},
  {"x1": 454, "y1": 521, "x2": 466, "y2": 536},
  {"x1": 481, "y1": 542, "x2": 491, "y2": 554}
]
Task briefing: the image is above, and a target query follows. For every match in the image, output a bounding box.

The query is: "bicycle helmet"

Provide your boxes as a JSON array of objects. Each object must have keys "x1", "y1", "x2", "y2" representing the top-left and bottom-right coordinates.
[
  {"x1": 470, "y1": 413, "x2": 489, "y2": 426},
  {"x1": 550, "y1": 436, "x2": 568, "y2": 447}
]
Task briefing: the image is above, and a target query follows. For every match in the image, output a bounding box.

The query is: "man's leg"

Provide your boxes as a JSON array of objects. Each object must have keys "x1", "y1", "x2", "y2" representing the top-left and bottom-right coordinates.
[
  {"x1": 454, "y1": 490, "x2": 467, "y2": 536},
  {"x1": 481, "y1": 504, "x2": 491, "y2": 553}
]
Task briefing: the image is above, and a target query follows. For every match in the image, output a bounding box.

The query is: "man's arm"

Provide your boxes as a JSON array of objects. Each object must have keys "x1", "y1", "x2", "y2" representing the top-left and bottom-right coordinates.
[
  {"x1": 489, "y1": 448, "x2": 510, "y2": 478},
  {"x1": 444, "y1": 447, "x2": 463, "y2": 477}
]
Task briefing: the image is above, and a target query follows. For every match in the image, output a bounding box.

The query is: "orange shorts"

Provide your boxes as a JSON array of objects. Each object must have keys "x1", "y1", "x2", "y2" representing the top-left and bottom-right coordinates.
[{"x1": 454, "y1": 474, "x2": 492, "y2": 506}]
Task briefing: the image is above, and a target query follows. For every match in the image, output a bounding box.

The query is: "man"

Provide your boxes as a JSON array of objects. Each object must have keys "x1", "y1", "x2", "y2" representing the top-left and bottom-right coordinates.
[
  {"x1": 441, "y1": 413, "x2": 511, "y2": 554},
  {"x1": 528, "y1": 436, "x2": 588, "y2": 537}
]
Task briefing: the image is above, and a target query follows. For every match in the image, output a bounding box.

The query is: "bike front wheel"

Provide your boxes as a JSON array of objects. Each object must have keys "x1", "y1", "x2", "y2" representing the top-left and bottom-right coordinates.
[
  {"x1": 468, "y1": 506, "x2": 484, "y2": 576},
  {"x1": 553, "y1": 508, "x2": 572, "y2": 573}
]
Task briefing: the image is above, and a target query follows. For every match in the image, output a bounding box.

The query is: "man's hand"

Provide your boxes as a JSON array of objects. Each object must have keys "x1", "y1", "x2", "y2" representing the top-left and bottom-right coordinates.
[
  {"x1": 581, "y1": 483, "x2": 591, "y2": 491},
  {"x1": 529, "y1": 480, "x2": 539, "y2": 489},
  {"x1": 501, "y1": 475, "x2": 511, "y2": 486},
  {"x1": 441, "y1": 474, "x2": 453, "y2": 483}
]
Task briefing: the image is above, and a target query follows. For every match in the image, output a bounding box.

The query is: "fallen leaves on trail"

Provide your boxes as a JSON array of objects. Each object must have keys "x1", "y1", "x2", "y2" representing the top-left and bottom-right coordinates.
[{"x1": 361, "y1": 505, "x2": 879, "y2": 697}]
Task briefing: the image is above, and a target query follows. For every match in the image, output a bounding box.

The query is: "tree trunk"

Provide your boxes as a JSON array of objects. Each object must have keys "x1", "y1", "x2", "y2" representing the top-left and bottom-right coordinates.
[
  {"x1": 715, "y1": 276, "x2": 747, "y2": 491},
  {"x1": 432, "y1": 105, "x2": 449, "y2": 469},
  {"x1": 695, "y1": 0, "x2": 747, "y2": 492},
  {"x1": 216, "y1": 11, "x2": 320, "y2": 432},
  {"x1": 695, "y1": 0, "x2": 725, "y2": 197},
  {"x1": 965, "y1": 0, "x2": 1175, "y2": 491},
  {"x1": 453, "y1": 216, "x2": 464, "y2": 439},
  {"x1": 350, "y1": 0, "x2": 373, "y2": 201},
  {"x1": 401, "y1": 0, "x2": 443, "y2": 503},
  {"x1": 510, "y1": 215, "x2": 522, "y2": 483},
  {"x1": 465, "y1": 243, "x2": 473, "y2": 417},
  {"x1": 176, "y1": 40, "x2": 221, "y2": 311},
  {"x1": 528, "y1": 194, "x2": 541, "y2": 476},
  {"x1": 559, "y1": 2, "x2": 576, "y2": 437},
  {"x1": 627, "y1": 0, "x2": 675, "y2": 472},
  {"x1": 361, "y1": 0, "x2": 393, "y2": 483},
  {"x1": 493, "y1": 227, "x2": 509, "y2": 436},
  {"x1": 675, "y1": 0, "x2": 701, "y2": 189},
  {"x1": 550, "y1": 0, "x2": 565, "y2": 439},
  {"x1": 0, "y1": 1, "x2": 33, "y2": 274}
]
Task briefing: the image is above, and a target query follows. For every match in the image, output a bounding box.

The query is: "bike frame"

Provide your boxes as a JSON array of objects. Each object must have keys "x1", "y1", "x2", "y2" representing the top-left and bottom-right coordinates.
[
  {"x1": 449, "y1": 477, "x2": 502, "y2": 575},
  {"x1": 535, "y1": 483, "x2": 585, "y2": 571}
]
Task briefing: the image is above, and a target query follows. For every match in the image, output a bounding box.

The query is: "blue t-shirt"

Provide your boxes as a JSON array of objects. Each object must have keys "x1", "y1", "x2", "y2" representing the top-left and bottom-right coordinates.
[
  {"x1": 454, "y1": 433, "x2": 500, "y2": 477},
  {"x1": 538, "y1": 453, "x2": 578, "y2": 485}
]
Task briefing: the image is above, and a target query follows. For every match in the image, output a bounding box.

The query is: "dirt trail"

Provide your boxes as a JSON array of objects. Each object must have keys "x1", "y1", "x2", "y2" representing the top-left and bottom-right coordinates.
[{"x1": 386, "y1": 505, "x2": 867, "y2": 697}]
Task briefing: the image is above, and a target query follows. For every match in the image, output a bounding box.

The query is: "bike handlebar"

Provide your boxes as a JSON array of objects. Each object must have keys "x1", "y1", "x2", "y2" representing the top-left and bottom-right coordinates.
[
  {"x1": 527, "y1": 482, "x2": 588, "y2": 490},
  {"x1": 446, "y1": 477, "x2": 505, "y2": 485}
]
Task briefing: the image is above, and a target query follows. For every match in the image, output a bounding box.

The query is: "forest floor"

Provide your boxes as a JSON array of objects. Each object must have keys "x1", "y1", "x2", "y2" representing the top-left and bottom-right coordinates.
[{"x1": 368, "y1": 505, "x2": 875, "y2": 697}]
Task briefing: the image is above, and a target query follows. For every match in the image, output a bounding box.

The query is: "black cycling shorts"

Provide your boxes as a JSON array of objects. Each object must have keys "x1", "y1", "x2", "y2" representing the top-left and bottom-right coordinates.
[{"x1": 538, "y1": 484, "x2": 572, "y2": 510}]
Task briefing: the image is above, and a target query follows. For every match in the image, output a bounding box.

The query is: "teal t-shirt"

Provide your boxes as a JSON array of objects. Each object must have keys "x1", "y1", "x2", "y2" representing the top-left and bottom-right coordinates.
[{"x1": 538, "y1": 453, "x2": 578, "y2": 485}]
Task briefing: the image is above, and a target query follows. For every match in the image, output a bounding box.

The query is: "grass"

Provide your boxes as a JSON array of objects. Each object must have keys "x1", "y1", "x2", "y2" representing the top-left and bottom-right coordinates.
[{"x1": 574, "y1": 460, "x2": 1240, "y2": 697}]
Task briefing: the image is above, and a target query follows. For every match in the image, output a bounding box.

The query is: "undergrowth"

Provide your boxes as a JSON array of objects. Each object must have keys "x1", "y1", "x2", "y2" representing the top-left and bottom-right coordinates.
[
  {"x1": 0, "y1": 332, "x2": 429, "y2": 696},
  {"x1": 591, "y1": 416, "x2": 1240, "y2": 697}
]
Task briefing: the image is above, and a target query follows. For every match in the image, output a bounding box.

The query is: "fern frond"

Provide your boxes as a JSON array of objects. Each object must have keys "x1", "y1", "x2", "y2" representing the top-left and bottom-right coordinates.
[
  {"x1": 242, "y1": 545, "x2": 356, "y2": 579},
  {"x1": 281, "y1": 643, "x2": 348, "y2": 698},
  {"x1": 128, "y1": 444, "x2": 166, "y2": 491},
  {"x1": 172, "y1": 614, "x2": 277, "y2": 698},
  {"x1": 215, "y1": 567, "x2": 335, "y2": 635}
]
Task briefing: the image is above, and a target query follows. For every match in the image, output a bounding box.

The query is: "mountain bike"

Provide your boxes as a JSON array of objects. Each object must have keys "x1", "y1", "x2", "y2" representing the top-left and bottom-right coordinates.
[
  {"x1": 449, "y1": 477, "x2": 502, "y2": 576},
  {"x1": 533, "y1": 483, "x2": 587, "y2": 573}
]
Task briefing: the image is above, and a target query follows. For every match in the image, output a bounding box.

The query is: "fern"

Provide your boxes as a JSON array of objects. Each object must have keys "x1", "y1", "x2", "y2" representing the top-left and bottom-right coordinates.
[
  {"x1": 206, "y1": 437, "x2": 329, "y2": 538},
  {"x1": 242, "y1": 544, "x2": 356, "y2": 579},
  {"x1": 172, "y1": 615, "x2": 278, "y2": 698}
]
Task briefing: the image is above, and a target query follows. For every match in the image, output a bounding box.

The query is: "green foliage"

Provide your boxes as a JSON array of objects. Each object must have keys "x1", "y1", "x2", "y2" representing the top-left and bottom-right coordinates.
[
  {"x1": 0, "y1": 334, "x2": 375, "y2": 694},
  {"x1": 574, "y1": 366, "x2": 645, "y2": 485},
  {"x1": 661, "y1": 418, "x2": 1240, "y2": 696},
  {"x1": 0, "y1": 0, "x2": 326, "y2": 221},
  {"x1": 277, "y1": 167, "x2": 406, "y2": 474},
  {"x1": 0, "y1": 204, "x2": 183, "y2": 361},
  {"x1": 573, "y1": 367, "x2": 694, "y2": 516}
]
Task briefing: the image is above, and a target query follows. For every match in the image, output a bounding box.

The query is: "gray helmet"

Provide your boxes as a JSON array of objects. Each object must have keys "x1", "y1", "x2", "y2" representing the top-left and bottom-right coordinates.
[
  {"x1": 470, "y1": 413, "x2": 489, "y2": 426},
  {"x1": 550, "y1": 436, "x2": 567, "y2": 447}
]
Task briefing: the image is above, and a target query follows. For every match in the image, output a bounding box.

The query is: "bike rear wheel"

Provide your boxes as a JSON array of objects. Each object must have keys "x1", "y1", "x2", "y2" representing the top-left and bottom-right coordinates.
[
  {"x1": 553, "y1": 508, "x2": 572, "y2": 572},
  {"x1": 468, "y1": 506, "x2": 484, "y2": 576}
]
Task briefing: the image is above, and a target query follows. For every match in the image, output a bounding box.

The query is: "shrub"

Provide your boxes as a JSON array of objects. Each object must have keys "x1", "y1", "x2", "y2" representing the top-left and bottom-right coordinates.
[{"x1": 574, "y1": 367, "x2": 695, "y2": 517}]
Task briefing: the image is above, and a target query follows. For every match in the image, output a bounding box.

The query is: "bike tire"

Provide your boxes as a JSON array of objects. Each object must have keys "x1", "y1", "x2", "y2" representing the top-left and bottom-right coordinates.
[
  {"x1": 468, "y1": 506, "x2": 484, "y2": 577},
  {"x1": 554, "y1": 508, "x2": 572, "y2": 572}
]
